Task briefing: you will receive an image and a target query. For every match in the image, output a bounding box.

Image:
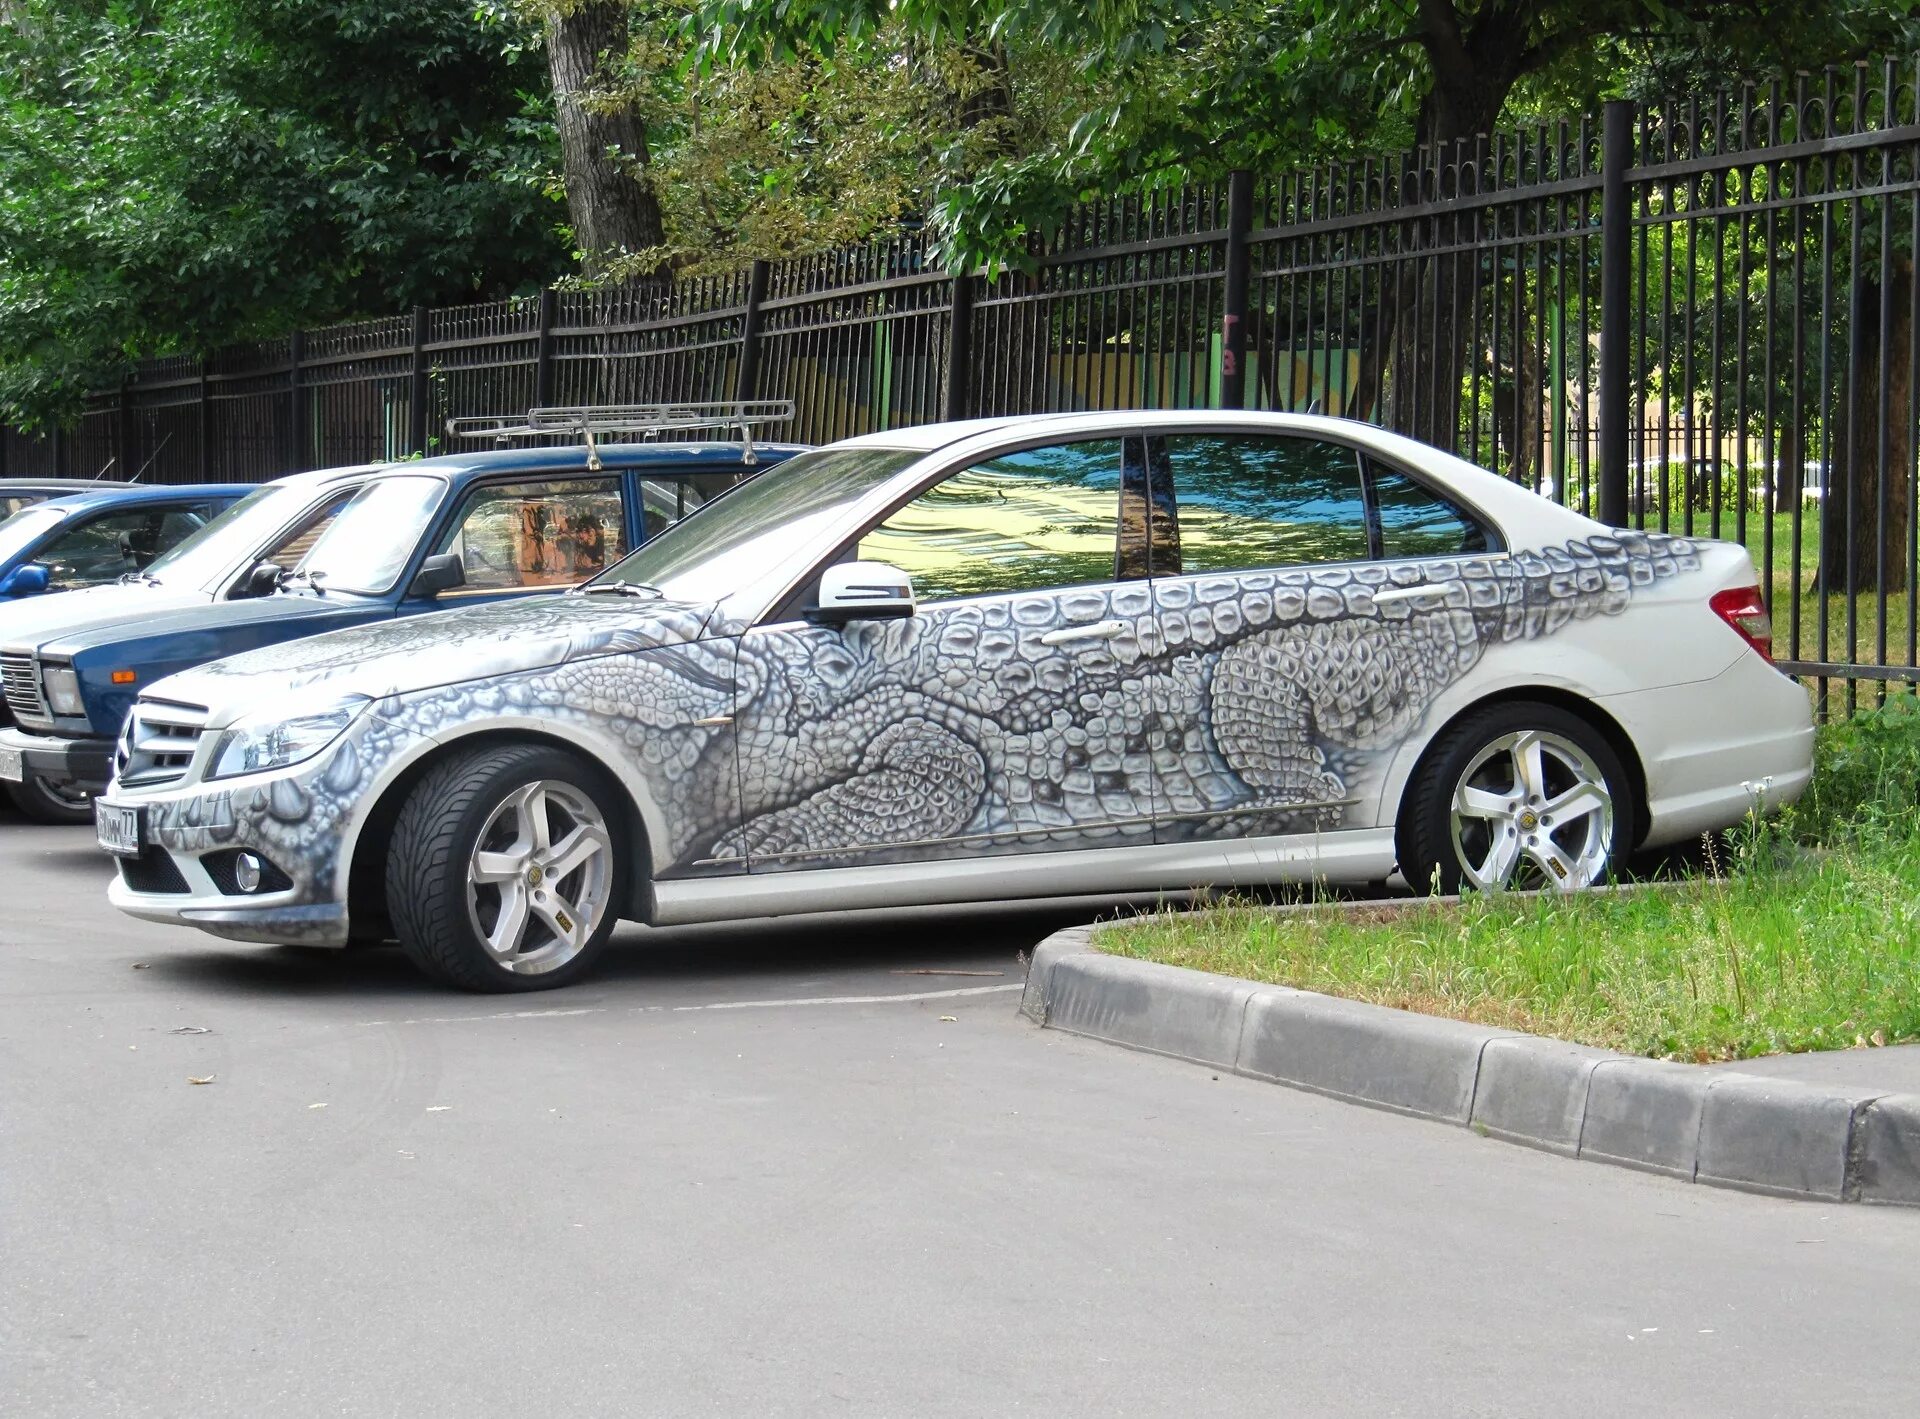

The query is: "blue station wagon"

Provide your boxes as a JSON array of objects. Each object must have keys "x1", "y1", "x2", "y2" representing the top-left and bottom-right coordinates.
[{"x1": 0, "y1": 425, "x2": 801, "y2": 821}]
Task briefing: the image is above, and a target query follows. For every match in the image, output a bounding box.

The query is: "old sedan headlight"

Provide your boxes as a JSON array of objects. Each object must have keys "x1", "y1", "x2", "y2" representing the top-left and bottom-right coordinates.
[
  {"x1": 42, "y1": 665, "x2": 84, "y2": 716},
  {"x1": 207, "y1": 694, "x2": 371, "y2": 781}
]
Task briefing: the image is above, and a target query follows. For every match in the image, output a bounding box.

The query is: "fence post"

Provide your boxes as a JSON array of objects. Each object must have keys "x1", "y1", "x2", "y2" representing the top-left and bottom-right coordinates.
[
  {"x1": 287, "y1": 330, "x2": 307, "y2": 473},
  {"x1": 1598, "y1": 99, "x2": 1633, "y2": 526},
  {"x1": 117, "y1": 379, "x2": 133, "y2": 483},
  {"x1": 534, "y1": 289, "x2": 558, "y2": 408},
  {"x1": 1220, "y1": 169, "x2": 1254, "y2": 409},
  {"x1": 408, "y1": 306, "x2": 430, "y2": 456},
  {"x1": 944, "y1": 270, "x2": 974, "y2": 421},
  {"x1": 197, "y1": 357, "x2": 212, "y2": 482},
  {"x1": 735, "y1": 260, "x2": 770, "y2": 404}
]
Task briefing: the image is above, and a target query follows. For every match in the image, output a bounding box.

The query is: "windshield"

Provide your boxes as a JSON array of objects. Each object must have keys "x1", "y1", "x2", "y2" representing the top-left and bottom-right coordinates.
[
  {"x1": 141, "y1": 483, "x2": 287, "y2": 587},
  {"x1": 0, "y1": 506, "x2": 62, "y2": 566},
  {"x1": 297, "y1": 475, "x2": 445, "y2": 594},
  {"x1": 594, "y1": 447, "x2": 923, "y2": 604}
]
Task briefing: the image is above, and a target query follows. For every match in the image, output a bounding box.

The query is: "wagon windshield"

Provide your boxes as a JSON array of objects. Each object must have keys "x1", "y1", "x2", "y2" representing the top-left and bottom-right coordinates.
[
  {"x1": 590, "y1": 446, "x2": 922, "y2": 604},
  {"x1": 297, "y1": 475, "x2": 445, "y2": 595}
]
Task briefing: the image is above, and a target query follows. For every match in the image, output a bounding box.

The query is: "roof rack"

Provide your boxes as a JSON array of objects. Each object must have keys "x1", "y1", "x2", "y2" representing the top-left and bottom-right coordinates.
[{"x1": 446, "y1": 400, "x2": 796, "y2": 469}]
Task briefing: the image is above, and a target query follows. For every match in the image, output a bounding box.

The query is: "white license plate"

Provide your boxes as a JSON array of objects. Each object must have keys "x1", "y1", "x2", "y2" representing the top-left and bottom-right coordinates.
[
  {"x1": 0, "y1": 746, "x2": 20, "y2": 782},
  {"x1": 94, "y1": 802, "x2": 142, "y2": 858}
]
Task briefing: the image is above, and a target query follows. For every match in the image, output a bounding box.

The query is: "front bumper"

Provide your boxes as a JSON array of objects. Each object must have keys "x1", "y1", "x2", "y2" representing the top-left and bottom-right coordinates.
[
  {"x1": 0, "y1": 725, "x2": 114, "y2": 788},
  {"x1": 97, "y1": 709, "x2": 421, "y2": 948}
]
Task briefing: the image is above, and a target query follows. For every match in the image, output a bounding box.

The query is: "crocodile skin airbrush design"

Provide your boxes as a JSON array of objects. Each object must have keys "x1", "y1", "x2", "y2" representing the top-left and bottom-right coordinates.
[{"x1": 126, "y1": 531, "x2": 1700, "y2": 939}]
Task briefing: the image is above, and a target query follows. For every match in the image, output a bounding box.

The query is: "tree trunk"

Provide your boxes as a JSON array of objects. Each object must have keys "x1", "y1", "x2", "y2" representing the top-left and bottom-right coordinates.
[
  {"x1": 1820, "y1": 260, "x2": 1913, "y2": 597},
  {"x1": 544, "y1": 2, "x2": 664, "y2": 281}
]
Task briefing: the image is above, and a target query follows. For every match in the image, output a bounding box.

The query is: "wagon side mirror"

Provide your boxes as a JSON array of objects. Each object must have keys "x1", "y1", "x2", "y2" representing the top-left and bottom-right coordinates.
[
  {"x1": 407, "y1": 552, "x2": 466, "y2": 599},
  {"x1": 809, "y1": 561, "x2": 916, "y2": 624}
]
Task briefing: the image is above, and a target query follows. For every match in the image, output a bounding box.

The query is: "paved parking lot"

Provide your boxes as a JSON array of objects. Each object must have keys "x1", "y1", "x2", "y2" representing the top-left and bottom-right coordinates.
[{"x1": 4, "y1": 812, "x2": 1918, "y2": 1417}]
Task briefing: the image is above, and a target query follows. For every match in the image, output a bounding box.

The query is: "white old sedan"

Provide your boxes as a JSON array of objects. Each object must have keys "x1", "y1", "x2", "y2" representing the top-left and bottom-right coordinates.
[{"x1": 98, "y1": 412, "x2": 1812, "y2": 990}]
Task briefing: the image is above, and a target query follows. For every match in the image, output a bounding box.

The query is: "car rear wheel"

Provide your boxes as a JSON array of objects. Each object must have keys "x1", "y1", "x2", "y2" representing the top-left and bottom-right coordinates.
[
  {"x1": 1399, "y1": 701, "x2": 1633, "y2": 895},
  {"x1": 386, "y1": 743, "x2": 628, "y2": 992},
  {"x1": 5, "y1": 774, "x2": 95, "y2": 826}
]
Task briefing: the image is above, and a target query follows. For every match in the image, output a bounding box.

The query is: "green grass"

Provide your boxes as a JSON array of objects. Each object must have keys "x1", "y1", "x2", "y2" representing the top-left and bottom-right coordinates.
[{"x1": 1101, "y1": 696, "x2": 1920, "y2": 1061}]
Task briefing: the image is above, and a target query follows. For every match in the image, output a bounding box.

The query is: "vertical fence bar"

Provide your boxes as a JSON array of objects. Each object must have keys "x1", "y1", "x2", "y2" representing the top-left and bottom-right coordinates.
[
  {"x1": 117, "y1": 379, "x2": 133, "y2": 482},
  {"x1": 197, "y1": 358, "x2": 212, "y2": 482},
  {"x1": 53, "y1": 424, "x2": 70, "y2": 478},
  {"x1": 408, "y1": 305, "x2": 429, "y2": 455},
  {"x1": 734, "y1": 260, "x2": 770, "y2": 405},
  {"x1": 1598, "y1": 99, "x2": 1634, "y2": 526},
  {"x1": 533, "y1": 290, "x2": 557, "y2": 409},
  {"x1": 945, "y1": 270, "x2": 975, "y2": 421},
  {"x1": 1219, "y1": 170, "x2": 1253, "y2": 409},
  {"x1": 287, "y1": 330, "x2": 307, "y2": 472}
]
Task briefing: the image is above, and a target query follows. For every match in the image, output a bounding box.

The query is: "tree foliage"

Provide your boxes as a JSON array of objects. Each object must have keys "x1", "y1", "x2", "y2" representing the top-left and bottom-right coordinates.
[{"x1": 0, "y1": 0, "x2": 565, "y2": 427}]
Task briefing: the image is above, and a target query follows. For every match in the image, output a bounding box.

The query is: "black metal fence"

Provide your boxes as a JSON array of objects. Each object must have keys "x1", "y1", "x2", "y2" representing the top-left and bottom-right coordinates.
[{"x1": 5, "y1": 57, "x2": 1917, "y2": 705}]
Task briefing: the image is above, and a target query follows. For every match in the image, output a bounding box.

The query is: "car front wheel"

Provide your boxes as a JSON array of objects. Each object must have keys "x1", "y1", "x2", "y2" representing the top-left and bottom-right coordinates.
[
  {"x1": 6, "y1": 774, "x2": 95, "y2": 826},
  {"x1": 387, "y1": 743, "x2": 628, "y2": 991},
  {"x1": 1400, "y1": 702, "x2": 1633, "y2": 895}
]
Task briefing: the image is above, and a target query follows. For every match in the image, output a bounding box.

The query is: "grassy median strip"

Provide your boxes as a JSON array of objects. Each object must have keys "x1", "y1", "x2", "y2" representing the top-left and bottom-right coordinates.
[{"x1": 1102, "y1": 695, "x2": 1920, "y2": 1062}]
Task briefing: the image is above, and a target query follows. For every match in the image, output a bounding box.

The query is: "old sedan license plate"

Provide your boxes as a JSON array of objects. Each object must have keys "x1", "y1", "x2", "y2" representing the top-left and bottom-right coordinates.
[
  {"x1": 0, "y1": 745, "x2": 20, "y2": 782},
  {"x1": 94, "y1": 801, "x2": 142, "y2": 858}
]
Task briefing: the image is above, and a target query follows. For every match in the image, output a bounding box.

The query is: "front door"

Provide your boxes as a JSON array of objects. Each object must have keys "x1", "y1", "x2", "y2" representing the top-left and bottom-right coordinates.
[
  {"x1": 1140, "y1": 430, "x2": 1504, "y2": 844},
  {"x1": 722, "y1": 437, "x2": 1158, "y2": 873}
]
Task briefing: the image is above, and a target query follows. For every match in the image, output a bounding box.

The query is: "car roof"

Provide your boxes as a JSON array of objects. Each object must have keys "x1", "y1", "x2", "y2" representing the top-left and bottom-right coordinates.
[
  {"x1": 829, "y1": 410, "x2": 1411, "y2": 454},
  {"x1": 25, "y1": 483, "x2": 251, "y2": 514},
  {"x1": 391, "y1": 441, "x2": 810, "y2": 479},
  {"x1": 0, "y1": 477, "x2": 105, "y2": 493}
]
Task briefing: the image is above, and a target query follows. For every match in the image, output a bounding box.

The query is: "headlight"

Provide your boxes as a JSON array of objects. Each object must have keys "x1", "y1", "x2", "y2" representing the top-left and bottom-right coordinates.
[
  {"x1": 42, "y1": 665, "x2": 84, "y2": 717},
  {"x1": 207, "y1": 694, "x2": 371, "y2": 781}
]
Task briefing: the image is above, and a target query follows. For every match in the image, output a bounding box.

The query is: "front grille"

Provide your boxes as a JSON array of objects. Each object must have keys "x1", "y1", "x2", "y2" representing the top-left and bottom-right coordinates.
[
  {"x1": 115, "y1": 698, "x2": 210, "y2": 788},
  {"x1": 117, "y1": 849, "x2": 189, "y2": 895},
  {"x1": 0, "y1": 653, "x2": 46, "y2": 720},
  {"x1": 203, "y1": 850, "x2": 294, "y2": 896}
]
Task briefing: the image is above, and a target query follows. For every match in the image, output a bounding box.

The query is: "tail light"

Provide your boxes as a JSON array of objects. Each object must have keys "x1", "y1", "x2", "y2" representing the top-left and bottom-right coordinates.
[{"x1": 1710, "y1": 585, "x2": 1773, "y2": 660}]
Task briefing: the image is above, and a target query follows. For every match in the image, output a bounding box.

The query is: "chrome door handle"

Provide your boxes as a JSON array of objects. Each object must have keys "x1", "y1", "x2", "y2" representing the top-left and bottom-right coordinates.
[
  {"x1": 1372, "y1": 582, "x2": 1457, "y2": 605},
  {"x1": 1038, "y1": 619, "x2": 1127, "y2": 646}
]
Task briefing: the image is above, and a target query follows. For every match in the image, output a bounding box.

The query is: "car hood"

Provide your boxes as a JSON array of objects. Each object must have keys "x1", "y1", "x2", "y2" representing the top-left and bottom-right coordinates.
[
  {"x1": 152, "y1": 593, "x2": 720, "y2": 715},
  {"x1": 0, "y1": 582, "x2": 215, "y2": 654}
]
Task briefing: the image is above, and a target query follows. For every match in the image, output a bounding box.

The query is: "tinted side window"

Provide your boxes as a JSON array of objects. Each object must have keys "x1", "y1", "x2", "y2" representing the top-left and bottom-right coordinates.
[
  {"x1": 857, "y1": 440, "x2": 1124, "y2": 603},
  {"x1": 265, "y1": 491, "x2": 356, "y2": 568},
  {"x1": 638, "y1": 472, "x2": 744, "y2": 539},
  {"x1": 1151, "y1": 434, "x2": 1369, "y2": 574},
  {"x1": 42, "y1": 506, "x2": 203, "y2": 588},
  {"x1": 1369, "y1": 462, "x2": 1494, "y2": 557},
  {"x1": 438, "y1": 477, "x2": 627, "y2": 592}
]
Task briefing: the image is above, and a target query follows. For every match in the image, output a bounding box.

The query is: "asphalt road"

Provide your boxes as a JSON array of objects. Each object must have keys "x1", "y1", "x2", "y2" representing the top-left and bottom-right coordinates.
[{"x1": 4, "y1": 812, "x2": 1918, "y2": 1418}]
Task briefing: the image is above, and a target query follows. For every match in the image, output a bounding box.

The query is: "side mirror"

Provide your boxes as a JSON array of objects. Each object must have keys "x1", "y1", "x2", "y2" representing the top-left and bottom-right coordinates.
[
  {"x1": 407, "y1": 551, "x2": 467, "y2": 599},
  {"x1": 0, "y1": 563, "x2": 50, "y2": 597},
  {"x1": 809, "y1": 561, "x2": 916, "y2": 624},
  {"x1": 243, "y1": 561, "x2": 285, "y2": 598}
]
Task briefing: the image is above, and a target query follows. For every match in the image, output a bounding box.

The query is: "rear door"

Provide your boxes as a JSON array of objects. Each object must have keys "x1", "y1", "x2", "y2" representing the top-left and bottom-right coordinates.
[{"x1": 1142, "y1": 430, "x2": 1502, "y2": 845}]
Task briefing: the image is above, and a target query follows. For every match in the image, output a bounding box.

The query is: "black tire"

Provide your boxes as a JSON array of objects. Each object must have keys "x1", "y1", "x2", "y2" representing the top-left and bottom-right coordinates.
[
  {"x1": 5, "y1": 774, "x2": 96, "y2": 826},
  {"x1": 386, "y1": 742, "x2": 630, "y2": 992},
  {"x1": 1398, "y1": 700, "x2": 1635, "y2": 896}
]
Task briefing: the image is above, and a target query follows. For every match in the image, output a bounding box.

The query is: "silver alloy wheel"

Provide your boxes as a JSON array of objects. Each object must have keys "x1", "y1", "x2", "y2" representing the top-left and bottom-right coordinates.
[
  {"x1": 464, "y1": 779, "x2": 613, "y2": 975},
  {"x1": 1447, "y1": 729, "x2": 1614, "y2": 891}
]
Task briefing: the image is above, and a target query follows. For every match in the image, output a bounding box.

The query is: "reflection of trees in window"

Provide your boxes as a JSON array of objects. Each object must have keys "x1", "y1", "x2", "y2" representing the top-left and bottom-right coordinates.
[
  {"x1": 863, "y1": 440, "x2": 1122, "y2": 602},
  {"x1": 1371, "y1": 463, "x2": 1490, "y2": 557},
  {"x1": 1159, "y1": 435, "x2": 1370, "y2": 572}
]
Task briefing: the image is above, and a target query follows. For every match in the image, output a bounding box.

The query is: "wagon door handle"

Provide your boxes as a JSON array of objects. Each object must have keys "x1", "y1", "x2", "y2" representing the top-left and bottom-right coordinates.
[{"x1": 1038, "y1": 619, "x2": 1127, "y2": 646}]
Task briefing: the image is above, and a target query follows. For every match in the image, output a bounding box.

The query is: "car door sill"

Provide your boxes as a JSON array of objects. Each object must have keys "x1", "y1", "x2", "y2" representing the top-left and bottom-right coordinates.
[{"x1": 650, "y1": 830, "x2": 1398, "y2": 925}]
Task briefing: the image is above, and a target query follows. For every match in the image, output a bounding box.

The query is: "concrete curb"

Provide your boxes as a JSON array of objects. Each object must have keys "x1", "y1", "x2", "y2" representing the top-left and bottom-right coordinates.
[{"x1": 1022, "y1": 925, "x2": 1920, "y2": 1206}]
